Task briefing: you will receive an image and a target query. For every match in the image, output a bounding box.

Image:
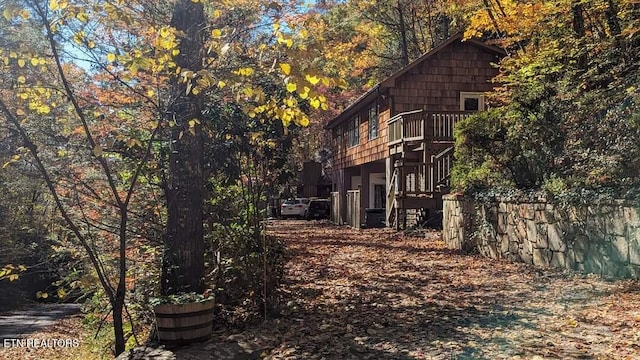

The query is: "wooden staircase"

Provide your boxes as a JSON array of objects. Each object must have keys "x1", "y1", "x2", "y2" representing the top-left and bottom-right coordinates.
[{"x1": 385, "y1": 110, "x2": 467, "y2": 229}]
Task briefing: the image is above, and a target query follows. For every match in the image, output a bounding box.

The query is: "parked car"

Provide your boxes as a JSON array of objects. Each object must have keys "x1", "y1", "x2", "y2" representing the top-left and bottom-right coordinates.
[
  {"x1": 280, "y1": 198, "x2": 309, "y2": 218},
  {"x1": 305, "y1": 199, "x2": 330, "y2": 220}
]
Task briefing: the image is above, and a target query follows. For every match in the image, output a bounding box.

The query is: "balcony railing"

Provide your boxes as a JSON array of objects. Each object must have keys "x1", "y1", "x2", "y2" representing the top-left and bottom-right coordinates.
[
  {"x1": 394, "y1": 147, "x2": 454, "y2": 195},
  {"x1": 388, "y1": 110, "x2": 469, "y2": 145}
]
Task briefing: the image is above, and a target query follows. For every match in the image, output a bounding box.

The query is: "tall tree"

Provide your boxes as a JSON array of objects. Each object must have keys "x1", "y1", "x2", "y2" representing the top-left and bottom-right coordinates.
[
  {"x1": 1, "y1": 0, "x2": 337, "y2": 355},
  {"x1": 161, "y1": 0, "x2": 206, "y2": 296}
]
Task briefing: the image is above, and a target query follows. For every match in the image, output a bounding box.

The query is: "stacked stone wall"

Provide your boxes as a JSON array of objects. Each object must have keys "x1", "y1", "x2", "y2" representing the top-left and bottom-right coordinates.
[{"x1": 443, "y1": 195, "x2": 640, "y2": 278}]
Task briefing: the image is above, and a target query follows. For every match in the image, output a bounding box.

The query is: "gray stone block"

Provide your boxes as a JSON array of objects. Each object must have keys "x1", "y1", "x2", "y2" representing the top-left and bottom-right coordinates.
[
  {"x1": 583, "y1": 254, "x2": 605, "y2": 276},
  {"x1": 628, "y1": 265, "x2": 640, "y2": 279},
  {"x1": 572, "y1": 235, "x2": 589, "y2": 259},
  {"x1": 569, "y1": 206, "x2": 587, "y2": 222},
  {"x1": 547, "y1": 223, "x2": 566, "y2": 252},
  {"x1": 526, "y1": 219, "x2": 537, "y2": 244},
  {"x1": 519, "y1": 204, "x2": 535, "y2": 220},
  {"x1": 533, "y1": 248, "x2": 552, "y2": 267},
  {"x1": 486, "y1": 241, "x2": 499, "y2": 258},
  {"x1": 567, "y1": 248, "x2": 582, "y2": 268},
  {"x1": 497, "y1": 213, "x2": 507, "y2": 234},
  {"x1": 550, "y1": 251, "x2": 567, "y2": 269},
  {"x1": 500, "y1": 234, "x2": 510, "y2": 255},
  {"x1": 624, "y1": 207, "x2": 639, "y2": 225},
  {"x1": 506, "y1": 222, "x2": 517, "y2": 241},
  {"x1": 498, "y1": 202, "x2": 507, "y2": 213},
  {"x1": 611, "y1": 236, "x2": 629, "y2": 264},
  {"x1": 509, "y1": 240, "x2": 520, "y2": 257},
  {"x1": 535, "y1": 222, "x2": 549, "y2": 249},
  {"x1": 630, "y1": 239, "x2": 640, "y2": 266},
  {"x1": 522, "y1": 235, "x2": 534, "y2": 255},
  {"x1": 535, "y1": 210, "x2": 547, "y2": 224},
  {"x1": 608, "y1": 207, "x2": 627, "y2": 236},
  {"x1": 520, "y1": 248, "x2": 533, "y2": 264},
  {"x1": 516, "y1": 218, "x2": 527, "y2": 240}
]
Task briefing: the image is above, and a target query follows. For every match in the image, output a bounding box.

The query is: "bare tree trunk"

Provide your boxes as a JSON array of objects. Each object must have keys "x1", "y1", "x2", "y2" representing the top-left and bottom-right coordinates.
[
  {"x1": 572, "y1": 1, "x2": 587, "y2": 71},
  {"x1": 397, "y1": 0, "x2": 410, "y2": 66},
  {"x1": 161, "y1": 0, "x2": 206, "y2": 295},
  {"x1": 435, "y1": 12, "x2": 449, "y2": 45},
  {"x1": 604, "y1": 0, "x2": 621, "y2": 36}
]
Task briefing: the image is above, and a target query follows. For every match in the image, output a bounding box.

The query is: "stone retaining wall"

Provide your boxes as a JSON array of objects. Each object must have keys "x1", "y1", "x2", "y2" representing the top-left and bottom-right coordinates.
[{"x1": 442, "y1": 194, "x2": 640, "y2": 279}]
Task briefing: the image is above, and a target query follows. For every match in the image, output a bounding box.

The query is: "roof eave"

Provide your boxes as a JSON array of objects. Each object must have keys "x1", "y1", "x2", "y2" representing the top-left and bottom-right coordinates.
[{"x1": 324, "y1": 84, "x2": 381, "y2": 129}]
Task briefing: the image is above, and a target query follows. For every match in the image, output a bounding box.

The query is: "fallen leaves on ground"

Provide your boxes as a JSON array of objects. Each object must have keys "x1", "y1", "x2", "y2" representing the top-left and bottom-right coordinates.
[
  {"x1": 187, "y1": 220, "x2": 640, "y2": 360},
  {"x1": 0, "y1": 314, "x2": 89, "y2": 360}
]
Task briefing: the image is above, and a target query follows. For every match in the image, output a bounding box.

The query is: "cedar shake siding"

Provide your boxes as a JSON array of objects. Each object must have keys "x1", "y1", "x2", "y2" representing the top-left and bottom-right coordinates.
[
  {"x1": 326, "y1": 33, "x2": 505, "y2": 228},
  {"x1": 328, "y1": 35, "x2": 503, "y2": 171}
]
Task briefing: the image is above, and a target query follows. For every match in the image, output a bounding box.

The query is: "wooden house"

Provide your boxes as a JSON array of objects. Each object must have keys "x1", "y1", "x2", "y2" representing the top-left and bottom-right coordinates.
[{"x1": 325, "y1": 33, "x2": 504, "y2": 229}]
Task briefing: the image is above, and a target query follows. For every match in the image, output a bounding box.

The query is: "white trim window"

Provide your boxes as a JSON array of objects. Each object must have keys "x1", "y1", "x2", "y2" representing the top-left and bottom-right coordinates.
[{"x1": 460, "y1": 92, "x2": 485, "y2": 112}]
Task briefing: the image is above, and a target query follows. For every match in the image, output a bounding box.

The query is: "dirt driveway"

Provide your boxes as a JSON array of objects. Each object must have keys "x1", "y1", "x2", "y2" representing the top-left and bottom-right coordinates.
[{"x1": 213, "y1": 220, "x2": 640, "y2": 360}]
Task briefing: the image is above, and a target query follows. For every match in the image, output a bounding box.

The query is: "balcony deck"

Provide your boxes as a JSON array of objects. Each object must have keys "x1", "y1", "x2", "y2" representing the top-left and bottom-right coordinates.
[
  {"x1": 385, "y1": 110, "x2": 468, "y2": 228},
  {"x1": 387, "y1": 110, "x2": 469, "y2": 154}
]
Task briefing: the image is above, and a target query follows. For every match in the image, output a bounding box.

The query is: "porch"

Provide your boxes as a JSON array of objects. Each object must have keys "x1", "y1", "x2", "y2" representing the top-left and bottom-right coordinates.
[{"x1": 385, "y1": 110, "x2": 469, "y2": 229}]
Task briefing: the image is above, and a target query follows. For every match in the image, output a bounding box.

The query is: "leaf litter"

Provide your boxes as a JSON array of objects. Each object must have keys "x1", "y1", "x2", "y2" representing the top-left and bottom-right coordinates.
[{"x1": 183, "y1": 220, "x2": 640, "y2": 359}]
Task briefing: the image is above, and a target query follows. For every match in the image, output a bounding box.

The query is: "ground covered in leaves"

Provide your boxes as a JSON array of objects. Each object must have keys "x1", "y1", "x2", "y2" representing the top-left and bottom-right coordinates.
[
  {"x1": 7, "y1": 220, "x2": 639, "y2": 359},
  {"x1": 0, "y1": 313, "x2": 90, "y2": 360},
  {"x1": 188, "y1": 220, "x2": 640, "y2": 359}
]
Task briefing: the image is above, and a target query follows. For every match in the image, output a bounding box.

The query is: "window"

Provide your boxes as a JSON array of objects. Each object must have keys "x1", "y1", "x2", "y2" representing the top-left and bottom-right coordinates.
[
  {"x1": 347, "y1": 115, "x2": 360, "y2": 147},
  {"x1": 368, "y1": 104, "x2": 379, "y2": 140},
  {"x1": 373, "y1": 184, "x2": 385, "y2": 208},
  {"x1": 334, "y1": 127, "x2": 342, "y2": 152},
  {"x1": 460, "y1": 92, "x2": 485, "y2": 111}
]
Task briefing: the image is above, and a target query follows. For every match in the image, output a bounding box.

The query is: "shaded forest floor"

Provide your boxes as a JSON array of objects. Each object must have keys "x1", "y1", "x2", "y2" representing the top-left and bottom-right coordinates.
[
  {"x1": 6, "y1": 220, "x2": 639, "y2": 359},
  {"x1": 191, "y1": 220, "x2": 640, "y2": 359}
]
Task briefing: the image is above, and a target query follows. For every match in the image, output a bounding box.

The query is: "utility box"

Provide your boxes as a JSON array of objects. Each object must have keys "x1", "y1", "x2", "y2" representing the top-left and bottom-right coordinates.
[{"x1": 364, "y1": 208, "x2": 385, "y2": 228}]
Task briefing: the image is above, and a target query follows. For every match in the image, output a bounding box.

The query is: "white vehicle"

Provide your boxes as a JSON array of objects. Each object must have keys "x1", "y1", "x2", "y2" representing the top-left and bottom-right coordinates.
[{"x1": 280, "y1": 198, "x2": 310, "y2": 218}]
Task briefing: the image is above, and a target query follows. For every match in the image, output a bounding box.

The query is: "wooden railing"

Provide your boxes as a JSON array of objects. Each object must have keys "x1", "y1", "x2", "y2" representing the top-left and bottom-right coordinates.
[
  {"x1": 388, "y1": 110, "x2": 468, "y2": 145},
  {"x1": 393, "y1": 147, "x2": 454, "y2": 196},
  {"x1": 330, "y1": 191, "x2": 341, "y2": 225},
  {"x1": 346, "y1": 190, "x2": 361, "y2": 229},
  {"x1": 385, "y1": 169, "x2": 398, "y2": 227},
  {"x1": 430, "y1": 147, "x2": 454, "y2": 189}
]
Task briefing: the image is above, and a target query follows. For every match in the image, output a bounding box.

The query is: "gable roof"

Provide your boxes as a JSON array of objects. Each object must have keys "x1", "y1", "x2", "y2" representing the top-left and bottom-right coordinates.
[{"x1": 324, "y1": 32, "x2": 505, "y2": 129}]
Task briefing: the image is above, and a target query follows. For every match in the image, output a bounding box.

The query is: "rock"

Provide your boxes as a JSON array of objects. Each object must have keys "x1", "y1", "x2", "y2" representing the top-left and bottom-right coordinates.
[
  {"x1": 211, "y1": 342, "x2": 262, "y2": 360},
  {"x1": 115, "y1": 346, "x2": 176, "y2": 360},
  {"x1": 226, "y1": 334, "x2": 245, "y2": 342}
]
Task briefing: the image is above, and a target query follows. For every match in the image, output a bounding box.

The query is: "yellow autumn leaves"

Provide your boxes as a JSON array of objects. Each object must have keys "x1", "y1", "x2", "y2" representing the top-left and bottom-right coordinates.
[
  {"x1": 48, "y1": 0, "x2": 69, "y2": 11},
  {"x1": 4, "y1": 0, "x2": 338, "y2": 132}
]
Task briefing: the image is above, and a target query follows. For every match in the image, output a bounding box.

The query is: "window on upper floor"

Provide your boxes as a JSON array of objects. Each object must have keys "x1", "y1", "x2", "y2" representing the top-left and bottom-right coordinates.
[
  {"x1": 368, "y1": 103, "x2": 379, "y2": 141},
  {"x1": 347, "y1": 114, "x2": 360, "y2": 147},
  {"x1": 334, "y1": 127, "x2": 342, "y2": 152},
  {"x1": 460, "y1": 92, "x2": 485, "y2": 112}
]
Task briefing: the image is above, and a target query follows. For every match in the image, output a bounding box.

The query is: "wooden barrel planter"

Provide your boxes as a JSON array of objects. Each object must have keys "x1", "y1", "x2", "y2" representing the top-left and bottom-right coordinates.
[{"x1": 154, "y1": 299, "x2": 214, "y2": 345}]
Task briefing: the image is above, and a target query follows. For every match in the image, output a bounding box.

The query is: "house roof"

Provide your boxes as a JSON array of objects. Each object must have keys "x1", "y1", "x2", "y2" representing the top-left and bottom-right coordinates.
[{"x1": 324, "y1": 32, "x2": 505, "y2": 130}]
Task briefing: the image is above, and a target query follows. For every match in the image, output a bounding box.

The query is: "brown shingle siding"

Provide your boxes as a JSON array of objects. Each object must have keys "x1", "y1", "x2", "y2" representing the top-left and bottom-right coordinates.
[{"x1": 331, "y1": 36, "x2": 503, "y2": 170}]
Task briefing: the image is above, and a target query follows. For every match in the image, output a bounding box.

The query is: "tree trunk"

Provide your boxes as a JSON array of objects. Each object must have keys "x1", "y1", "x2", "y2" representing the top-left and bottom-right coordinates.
[
  {"x1": 604, "y1": 0, "x2": 621, "y2": 36},
  {"x1": 112, "y1": 296, "x2": 125, "y2": 354},
  {"x1": 162, "y1": 0, "x2": 206, "y2": 295},
  {"x1": 434, "y1": 13, "x2": 449, "y2": 45},
  {"x1": 397, "y1": 0, "x2": 410, "y2": 66},
  {"x1": 572, "y1": 1, "x2": 587, "y2": 71}
]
